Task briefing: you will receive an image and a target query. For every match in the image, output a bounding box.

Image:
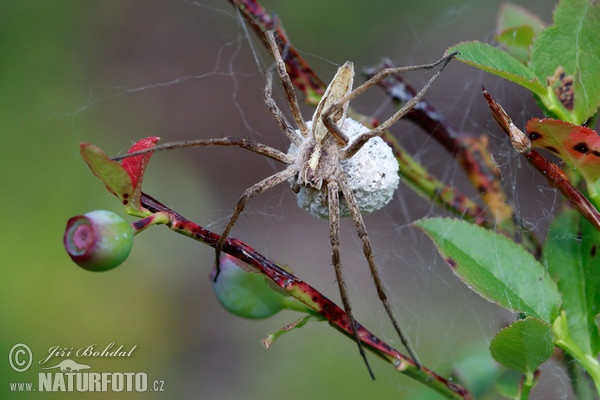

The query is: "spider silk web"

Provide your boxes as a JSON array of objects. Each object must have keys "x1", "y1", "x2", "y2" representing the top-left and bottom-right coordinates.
[{"x1": 70, "y1": 1, "x2": 572, "y2": 398}]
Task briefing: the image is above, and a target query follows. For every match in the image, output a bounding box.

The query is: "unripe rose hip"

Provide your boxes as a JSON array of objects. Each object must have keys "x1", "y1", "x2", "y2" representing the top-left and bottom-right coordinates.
[{"x1": 64, "y1": 210, "x2": 134, "y2": 271}]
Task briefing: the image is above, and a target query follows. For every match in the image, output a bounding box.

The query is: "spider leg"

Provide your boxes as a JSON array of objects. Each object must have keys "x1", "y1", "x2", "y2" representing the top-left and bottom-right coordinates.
[
  {"x1": 113, "y1": 137, "x2": 290, "y2": 163},
  {"x1": 264, "y1": 67, "x2": 303, "y2": 146},
  {"x1": 265, "y1": 31, "x2": 309, "y2": 137},
  {"x1": 320, "y1": 53, "x2": 456, "y2": 159},
  {"x1": 327, "y1": 180, "x2": 375, "y2": 380},
  {"x1": 214, "y1": 166, "x2": 297, "y2": 279},
  {"x1": 338, "y1": 173, "x2": 422, "y2": 369}
]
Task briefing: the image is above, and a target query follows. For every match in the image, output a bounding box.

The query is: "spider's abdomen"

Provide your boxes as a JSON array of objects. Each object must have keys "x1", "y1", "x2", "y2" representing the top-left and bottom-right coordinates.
[{"x1": 288, "y1": 118, "x2": 399, "y2": 219}]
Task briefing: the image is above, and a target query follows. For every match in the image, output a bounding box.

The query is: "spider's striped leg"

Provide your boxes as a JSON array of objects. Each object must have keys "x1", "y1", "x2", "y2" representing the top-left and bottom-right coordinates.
[
  {"x1": 265, "y1": 30, "x2": 309, "y2": 137},
  {"x1": 321, "y1": 52, "x2": 456, "y2": 159},
  {"x1": 338, "y1": 173, "x2": 422, "y2": 369},
  {"x1": 327, "y1": 180, "x2": 375, "y2": 380},
  {"x1": 214, "y1": 166, "x2": 297, "y2": 280},
  {"x1": 264, "y1": 67, "x2": 304, "y2": 146}
]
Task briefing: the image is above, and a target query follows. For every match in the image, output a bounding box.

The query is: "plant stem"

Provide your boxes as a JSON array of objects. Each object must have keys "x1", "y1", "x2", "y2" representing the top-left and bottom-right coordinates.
[
  {"x1": 367, "y1": 61, "x2": 541, "y2": 255},
  {"x1": 553, "y1": 313, "x2": 600, "y2": 394},
  {"x1": 139, "y1": 192, "x2": 472, "y2": 399},
  {"x1": 229, "y1": 0, "x2": 325, "y2": 104},
  {"x1": 131, "y1": 211, "x2": 170, "y2": 234},
  {"x1": 483, "y1": 89, "x2": 600, "y2": 231},
  {"x1": 520, "y1": 373, "x2": 534, "y2": 400}
]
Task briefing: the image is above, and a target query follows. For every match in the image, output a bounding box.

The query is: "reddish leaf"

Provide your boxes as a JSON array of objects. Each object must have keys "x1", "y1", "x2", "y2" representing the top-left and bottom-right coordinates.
[
  {"x1": 527, "y1": 119, "x2": 600, "y2": 182},
  {"x1": 120, "y1": 136, "x2": 159, "y2": 212},
  {"x1": 121, "y1": 136, "x2": 160, "y2": 190},
  {"x1": 80, "y1": 138, "x2": 159, "y2": 216}
]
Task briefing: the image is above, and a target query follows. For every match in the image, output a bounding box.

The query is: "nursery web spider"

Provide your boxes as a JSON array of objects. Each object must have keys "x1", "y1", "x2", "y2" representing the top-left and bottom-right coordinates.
[{"x1": 119, "y1": 31, "x2": 455, "y2": 376}]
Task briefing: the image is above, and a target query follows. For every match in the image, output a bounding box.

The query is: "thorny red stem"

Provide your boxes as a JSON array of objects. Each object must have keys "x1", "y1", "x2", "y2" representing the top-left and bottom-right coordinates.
[{"x1": 138, "y1": 192, "x2": 471, "y2": 399}]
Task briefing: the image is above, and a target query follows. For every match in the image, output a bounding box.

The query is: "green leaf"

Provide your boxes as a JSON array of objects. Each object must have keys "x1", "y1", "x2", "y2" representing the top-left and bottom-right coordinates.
[
  {"x1": 451, "y1": 347, "x2": 501, "y2": 397},
  {"x1": 495, "y1": 26, "x2": 536, "y2": 64},
  {"x1": 496, "y1": 3, "x2": 546, "y2": 34},
  {"x1": 544, "y1": 208, "x2": 600, "y2": 355},
  {"x1": 495, "y1": 4, "x2": 546, "y2": 64},
  {"x1": 447, "y1": 41, "x2": 546, "y2": 96},
  {"x1": 490, "y1": 317, "x2": 554, "y2": 376},
  {"x1": 80, "y1": 139, "x2": 160, "y2": 216},
  {"x1": 495, "y1": 369, "x2": 523, "y2": 399},
  {"x1": 529, "y1": 0, "x2": 600, "y2": 124},
  {"x1": 415, "y1": 218, "x2": 561, "y2": 322},
  {"x1": 80, "y1": 143, "x2": 134, "y2": 205}
]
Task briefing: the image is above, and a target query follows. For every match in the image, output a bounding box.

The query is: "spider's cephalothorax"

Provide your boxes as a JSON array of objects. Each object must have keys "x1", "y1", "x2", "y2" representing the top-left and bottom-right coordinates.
[{"x1": 293, "y1": 62, "x2": 353, "y2": 192}]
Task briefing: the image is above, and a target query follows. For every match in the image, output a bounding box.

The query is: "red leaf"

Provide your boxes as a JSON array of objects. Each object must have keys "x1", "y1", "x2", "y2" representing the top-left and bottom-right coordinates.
[
  {"x1": 121, "y1": 137, "x2": 160, "y2": 190},
  {"x1": 527, "y1": 119, "x2": 600, "y2": 182}
]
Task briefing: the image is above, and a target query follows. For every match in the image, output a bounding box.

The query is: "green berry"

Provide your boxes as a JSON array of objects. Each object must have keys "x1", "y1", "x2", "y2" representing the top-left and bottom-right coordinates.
[
  {"x1": 211, "y1": 254, "x2": 287, "y2": 319},
  {"x1": 64, "y1": 210, "x2": 134, "y2": 271}
]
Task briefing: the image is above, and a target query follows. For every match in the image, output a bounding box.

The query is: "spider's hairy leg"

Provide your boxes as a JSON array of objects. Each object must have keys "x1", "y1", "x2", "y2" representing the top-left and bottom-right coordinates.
[
  {"x1": 327, "y1": 180, "x2": 375, "y2": 380},
  {"x1": 338, "y1": 173, "x2": 422, "y2": 369},
  {"x1": 214, "y1": 166, "x2": 297, "y2": 279},
  {"x1": 265, "y1": 30, "x2": 309, "y2": 137},
  {"x1": 264, "y1": 67, "x2": 303, "y2": 146},
  {"x1": 321, "y1": 53, "x2": 456, "y2": 159},
  {"x1": 113, "y1": 138, "x2": 290, "y2": 163}
]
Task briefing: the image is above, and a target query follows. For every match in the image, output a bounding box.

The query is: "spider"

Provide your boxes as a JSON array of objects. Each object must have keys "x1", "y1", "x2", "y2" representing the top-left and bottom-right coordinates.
[{"x1": 119, "y1": 31, "x2": 454, "y2": 376}]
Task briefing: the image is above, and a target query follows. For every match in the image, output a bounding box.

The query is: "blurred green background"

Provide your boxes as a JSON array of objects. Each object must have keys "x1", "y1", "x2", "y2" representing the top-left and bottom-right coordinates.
[{"x1": 2, "y1": 1, "x2": 562, "y2": 399}]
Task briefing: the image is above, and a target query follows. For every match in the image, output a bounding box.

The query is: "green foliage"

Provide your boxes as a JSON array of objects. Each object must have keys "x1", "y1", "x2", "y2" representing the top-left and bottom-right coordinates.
[
  {"x1": 450, "y1": 349, "x2": 501, "y2": 398},
  {"x1": 490, "y1": 317, "x2": 553, "y2": 379},
  {"x1": 447, "y1": 41, "x2": 546, "y2": 97},
  {"x1": 417, "y1": 208, "x2": 600, "y2": 396},
  {"x1": 495, "y1": 4, "x2": 545, "y2": 63},
  {"x1": 448, "y1": 0, "x2": 600, "y2": 124},
  {"x1": 80, "y1": 137, "x2": 159, "y2": 217},
  {"x1": 415, "y1": 218, "x2": 560, "y2": 323},
  {"x1": 545, "y1": 209, "x2": 600, "y2": 356},
  {"x1": 80, "y1": 144, "x2": 135, "y2": 206},
  {"x1": 489, "y1": 317, "x2": 554, "y2": 398},
  {"x1": 495, "y1": 370, "x2": 525, "y2": 399},
  {"x1": 529, "y1": 0, "x2": 600, "y2": 124},
  {"x1": 58, "y1": 0, "x2": 600, "y2": 398},
  {"x1": 422, "y1": 1, "x2": 600, "y2": 397}
]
